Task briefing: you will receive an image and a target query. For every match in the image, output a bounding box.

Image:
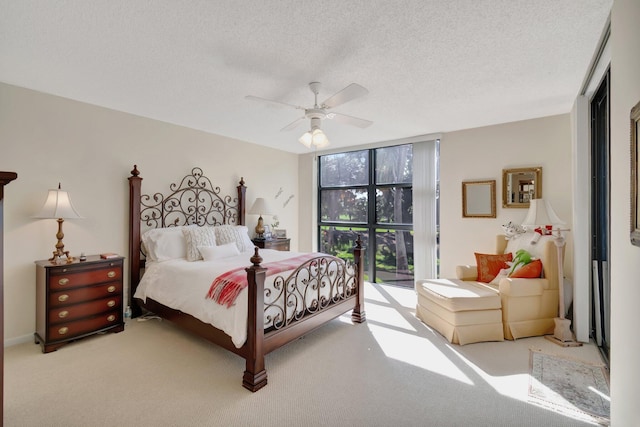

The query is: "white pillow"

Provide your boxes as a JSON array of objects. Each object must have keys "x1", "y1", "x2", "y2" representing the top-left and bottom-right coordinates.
[
  {"x1": 141, "y1": 226, "x2": 187, "y2": 262},
  {"x1": 199, "y1": 242, "x2": 241, "y2": 261},
  {"x1": 505, "y1": 231, "x2": 553, "y2": 260},
  {"x1": 214, "y1": 225, "x2": 254, "y2": 252},
  {"x1": 182, "y1": 226, "x2": 216, "y2": 261},
  {"x1": 489, "y1": 268, "x2": 510, "y2": 285}
]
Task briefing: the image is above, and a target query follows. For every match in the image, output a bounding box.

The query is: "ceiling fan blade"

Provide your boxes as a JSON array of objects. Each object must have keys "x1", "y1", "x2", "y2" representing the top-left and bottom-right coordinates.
[
  {"x1": 329, "y1": 112, "x2": 373, "y2": 128},
  {"x1": 280, "y1": 117, "x2": 305, "y2": 132},
  {"x1": 321, "y1": 83, "x2": 369, "y2": 109},
  {"x1": 245, "y1": 95, "x2": 304, "y2": 110}
]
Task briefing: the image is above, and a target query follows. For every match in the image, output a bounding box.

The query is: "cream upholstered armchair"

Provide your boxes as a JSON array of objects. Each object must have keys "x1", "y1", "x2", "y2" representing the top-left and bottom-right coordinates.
[{"x1": 455, "y1": 234, "x2": 561, "y2": 340}]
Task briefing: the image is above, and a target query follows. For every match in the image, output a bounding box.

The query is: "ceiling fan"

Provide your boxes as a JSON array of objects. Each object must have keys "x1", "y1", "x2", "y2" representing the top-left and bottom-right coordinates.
[{"x1": 245, "y1": 82, "x2": 373, "y2": 148}]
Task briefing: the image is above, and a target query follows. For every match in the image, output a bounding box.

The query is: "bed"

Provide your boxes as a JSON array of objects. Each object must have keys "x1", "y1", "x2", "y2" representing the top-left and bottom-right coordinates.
[{"x1": 127, "y1": 165, "x2": 366, "y2": 391}]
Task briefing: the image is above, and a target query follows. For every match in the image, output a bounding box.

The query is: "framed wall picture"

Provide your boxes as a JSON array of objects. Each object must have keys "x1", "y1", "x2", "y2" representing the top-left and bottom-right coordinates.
[{"x1": 462, "y1": 180, "x2": 496, "y2": 218}]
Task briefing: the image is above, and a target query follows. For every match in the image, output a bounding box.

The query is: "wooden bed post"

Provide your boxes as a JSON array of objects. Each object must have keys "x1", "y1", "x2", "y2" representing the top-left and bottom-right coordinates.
[
  {"x1": 128, "y1": 165, "x2": 143, "y2": 318},
  {"x1": 237, "y1": 178, "x2": 246, "y2": 226},
  {"x1": 352, "y1": 234, "x2": 366, "y2": 323},
  {"x1": 243, "y1": 248, "x2": 268, "y2": 392},
  {"x1": 1, "y1": 171, "x2": 18, "y2": 426}
]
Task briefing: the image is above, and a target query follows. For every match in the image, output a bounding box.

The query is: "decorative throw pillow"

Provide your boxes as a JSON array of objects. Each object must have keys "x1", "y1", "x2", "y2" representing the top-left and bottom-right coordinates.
[
  {"x1": 214, "y1": 225, "x2": 254, "y2": 252},
  {"x1": 182, "y1": 226, "x2": 216, "y2": 261},
  {"x1": 199, "y1": 242, "x2": 241, "y2": 261},
  {"x1": 509, "y1": 259, "x2": 543, "y2": 278},
  {"x1": 475, "y1": 252, "x2": 513, "y2": 283}
]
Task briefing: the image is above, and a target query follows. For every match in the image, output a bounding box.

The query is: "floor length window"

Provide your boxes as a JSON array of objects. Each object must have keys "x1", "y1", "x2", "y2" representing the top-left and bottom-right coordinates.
[{"x1": 318, "y1": 145, "x2": 414, "y2": 287}]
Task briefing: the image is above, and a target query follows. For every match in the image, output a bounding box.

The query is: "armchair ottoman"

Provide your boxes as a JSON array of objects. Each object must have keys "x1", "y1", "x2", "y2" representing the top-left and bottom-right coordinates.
[{"x1": 416, "y1": 278, "x2": 504, "y2": 345}]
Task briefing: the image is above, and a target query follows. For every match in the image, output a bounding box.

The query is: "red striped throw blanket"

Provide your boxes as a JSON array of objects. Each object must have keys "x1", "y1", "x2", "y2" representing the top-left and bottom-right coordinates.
[{"x1": 206, "y1": 253, "x2": 321, "y2": 308}]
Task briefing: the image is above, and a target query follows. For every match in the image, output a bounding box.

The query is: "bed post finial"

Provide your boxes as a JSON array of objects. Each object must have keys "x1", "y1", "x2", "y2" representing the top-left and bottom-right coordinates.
[
  {"x1": 250, "y1": 247, "x2": 262, "y2": 266},
  {"x1": 131, "y1": 165, "x2": 140, "y2": 177}
]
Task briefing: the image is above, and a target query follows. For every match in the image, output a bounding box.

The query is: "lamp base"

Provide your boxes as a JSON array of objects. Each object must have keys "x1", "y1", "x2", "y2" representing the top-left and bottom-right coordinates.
[
  {"x1": 49, "y1": 252, "x2": 74, "y2": 265},
  {"x1": 545, "y1": 317, "x2": 582, "y2": 347}
]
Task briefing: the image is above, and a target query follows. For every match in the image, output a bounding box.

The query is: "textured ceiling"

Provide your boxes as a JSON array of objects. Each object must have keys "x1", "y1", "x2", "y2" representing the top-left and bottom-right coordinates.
[{"x1": 0, "y1": 0, "x2": 612, "y2": 154}]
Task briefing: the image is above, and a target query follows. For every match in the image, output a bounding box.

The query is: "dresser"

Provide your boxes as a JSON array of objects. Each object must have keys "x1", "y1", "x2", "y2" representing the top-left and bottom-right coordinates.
[
  {"x1": 251, "y1": 238, "x2": 290, "y2": 251},
  {"x1": 35, "y1": 255, "x2": 125, "y2": 353}
]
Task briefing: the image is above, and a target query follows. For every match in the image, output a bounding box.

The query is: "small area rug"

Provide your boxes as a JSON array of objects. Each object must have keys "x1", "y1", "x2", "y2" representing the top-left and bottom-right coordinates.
[{"x1": 528, "y1": 349, "x2": 610, "y2": 425}]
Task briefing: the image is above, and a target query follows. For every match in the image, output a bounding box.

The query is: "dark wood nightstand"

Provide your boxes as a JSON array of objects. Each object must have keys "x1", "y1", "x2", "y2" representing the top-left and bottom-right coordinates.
[
  {"x1": 252, "y1": 238, "x2": 291, "y2": 251},
  {"x1": 34, "y1": 255, "x2": 125, "y2": 353}
]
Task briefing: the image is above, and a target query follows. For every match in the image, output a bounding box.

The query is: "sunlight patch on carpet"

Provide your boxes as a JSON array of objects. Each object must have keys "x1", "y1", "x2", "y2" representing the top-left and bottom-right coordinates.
[
  {"x1": 528, "y1": 349, "x2": 610, "y2": 425},
  {"x1": 368, "y1": 322, "x2": 473, "y2": 385}
]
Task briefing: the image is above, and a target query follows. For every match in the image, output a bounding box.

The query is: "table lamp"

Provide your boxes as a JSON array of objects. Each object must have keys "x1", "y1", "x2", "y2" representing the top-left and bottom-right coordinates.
[
  {"x1": 33, "y1": 183, "x2": 83, "y2": 263},
  {"x1": 249, "y1": 197, "x2": 273, "y2": 239}
]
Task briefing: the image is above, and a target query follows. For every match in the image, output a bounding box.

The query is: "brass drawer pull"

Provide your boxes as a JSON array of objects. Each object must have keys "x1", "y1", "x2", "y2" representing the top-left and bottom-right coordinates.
[
  {"x1": 58, "y1": 310, "x2": 69, "y2": 318},
  {"x1": 58, "y1": 278, "x2": 69, "y2": 286},
  {"x1": 58, "y1": 294, "x2": 69, "y2": 302},
  {"x1": 107, "y1": 300, "x2": 116, "y2": 307},
  {"x1": 107, "y1": 285, "x2": 116, "y2": 293},
  {"x1": 107, "y1": 271, "x2": 116, "y2": 278},
  {"x1": 107, "y1": 315, "x2": 116, "y2": 322},
  {"x1": 58, "y1": 327, "x2": 69, "y2": 335}
]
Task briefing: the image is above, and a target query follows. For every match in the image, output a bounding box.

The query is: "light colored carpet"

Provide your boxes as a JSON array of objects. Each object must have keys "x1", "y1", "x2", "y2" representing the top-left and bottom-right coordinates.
[
  {"x1": 529, "y1": 349, "x2": 610, "y2": 425},
  {"x1": 5, "y1": 283, "x2": 607, "y2": 427}
]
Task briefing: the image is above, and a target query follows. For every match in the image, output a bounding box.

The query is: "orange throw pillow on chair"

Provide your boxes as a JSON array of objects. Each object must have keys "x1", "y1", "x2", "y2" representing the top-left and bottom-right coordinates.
[
  {"x1": 509, "y1": 259, "x2": 543, "y2": 278},
  {"x1": 474, "y1": 252, "x2": 513, "y2": 283}
]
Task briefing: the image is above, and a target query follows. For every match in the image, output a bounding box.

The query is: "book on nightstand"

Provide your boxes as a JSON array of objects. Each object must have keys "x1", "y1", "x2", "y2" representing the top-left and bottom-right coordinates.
[{"x1": 100, "y1": 252, "x2": 119, "y2": 259}]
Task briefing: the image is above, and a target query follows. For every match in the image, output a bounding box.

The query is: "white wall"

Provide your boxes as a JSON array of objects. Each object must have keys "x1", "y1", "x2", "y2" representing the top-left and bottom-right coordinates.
[
  {"x1": 439, "y1": 115, "x2": 573, "y2": 278},
  {"x1": 0, "y1": 83, "x2": 299, "y2": 344},
  {"x1": 610, "y1": 0, "x2": 640, "y2": 423}
]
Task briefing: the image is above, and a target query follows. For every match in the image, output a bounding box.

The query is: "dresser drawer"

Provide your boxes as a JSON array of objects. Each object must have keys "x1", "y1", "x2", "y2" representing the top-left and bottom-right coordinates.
[
  {"x1": 48, "y1": 296, "x2": 121, "y2": 324},
  {"x1": 48, "y1": 264, "x2": 122, "y2": 291},
  {"x1": 49, "y1": 282, "x2": 122, "y2": 308},
  {"x1": 48, "y1": 311, "x2": 121, "y2": 341}
]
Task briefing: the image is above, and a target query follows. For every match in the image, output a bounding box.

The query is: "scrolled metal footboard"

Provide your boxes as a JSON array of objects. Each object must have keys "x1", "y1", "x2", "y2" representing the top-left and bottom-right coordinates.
[{"x1": 264, "y1": 256, "x2": 357, "y2": 330}]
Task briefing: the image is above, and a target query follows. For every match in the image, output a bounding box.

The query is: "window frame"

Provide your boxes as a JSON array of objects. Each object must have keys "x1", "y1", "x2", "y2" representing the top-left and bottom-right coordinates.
[{"x1": 317, "y1": 145, "x2": 414, "y2": 285}]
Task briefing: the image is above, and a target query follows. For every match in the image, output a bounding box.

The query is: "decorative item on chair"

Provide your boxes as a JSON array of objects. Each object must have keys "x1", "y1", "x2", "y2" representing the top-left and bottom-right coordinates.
[
  {"x1": 249, "y1": 197, "x2": 273, "y2": 240},
  {"x1": 33, "y1": 183, "x2": 83, "y2": 264}
]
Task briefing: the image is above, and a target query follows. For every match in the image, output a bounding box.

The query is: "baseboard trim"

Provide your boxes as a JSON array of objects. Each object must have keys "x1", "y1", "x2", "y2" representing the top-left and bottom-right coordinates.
[{"x1": 4, "y1": 334, "x2": 33, "y2": 348}]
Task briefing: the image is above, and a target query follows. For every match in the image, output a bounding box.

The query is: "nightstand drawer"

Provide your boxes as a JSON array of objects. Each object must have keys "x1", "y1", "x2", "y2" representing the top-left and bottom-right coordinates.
[
  {"x1": 48, "y1": 264, "x2": 122, "y2": 291},
  {"x1": 49, "y1": 282, "x2": 122, "y2": 308},
  {"x1": 48, "y1": 312, "x2": 121, "y2": 341},
  {"x1": 48, "y1": 296, "x2": 122, "y2": 324}
]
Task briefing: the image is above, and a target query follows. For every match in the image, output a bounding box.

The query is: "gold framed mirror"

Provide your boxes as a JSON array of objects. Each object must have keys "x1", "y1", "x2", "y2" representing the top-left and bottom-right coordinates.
[
  {"x1": 502, "y1": 167, "x2": 542, "y2": 208},
  {"x1": 462, "y1": 180, "x2": 496, "y2": 218},
  {"x1": 631, "y1": 100, "x2": 640, "y2": 246}
]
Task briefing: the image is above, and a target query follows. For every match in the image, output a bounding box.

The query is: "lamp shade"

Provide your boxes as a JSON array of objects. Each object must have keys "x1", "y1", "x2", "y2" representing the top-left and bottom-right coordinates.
[
  {"x1": 299, "y1": 132, "x2": 313, "y2": 148},
  {"x1": 33, "y1": 185, "x2": 83, "y2": 219},
  {"x1": 522, "y1": 198, "x2": 565, "y2": 228},
  {"x1": 248, "y1": 198, "x2": 273, "y2": 216}
]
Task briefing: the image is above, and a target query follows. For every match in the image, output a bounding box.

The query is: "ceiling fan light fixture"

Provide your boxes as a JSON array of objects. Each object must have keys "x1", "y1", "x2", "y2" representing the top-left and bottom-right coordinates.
[
  {"x1": 299, "y1": 131, "x2": 313, "y2": 148},
  {"x1": 311, "y1": 128, "x2": 329, "y2": 147}
]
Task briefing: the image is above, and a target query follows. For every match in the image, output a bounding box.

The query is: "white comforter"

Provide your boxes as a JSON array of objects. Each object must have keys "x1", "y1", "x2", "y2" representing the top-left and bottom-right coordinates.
[{"x1": 134, "y1": 249, "x2": 312, "y2": 348}]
